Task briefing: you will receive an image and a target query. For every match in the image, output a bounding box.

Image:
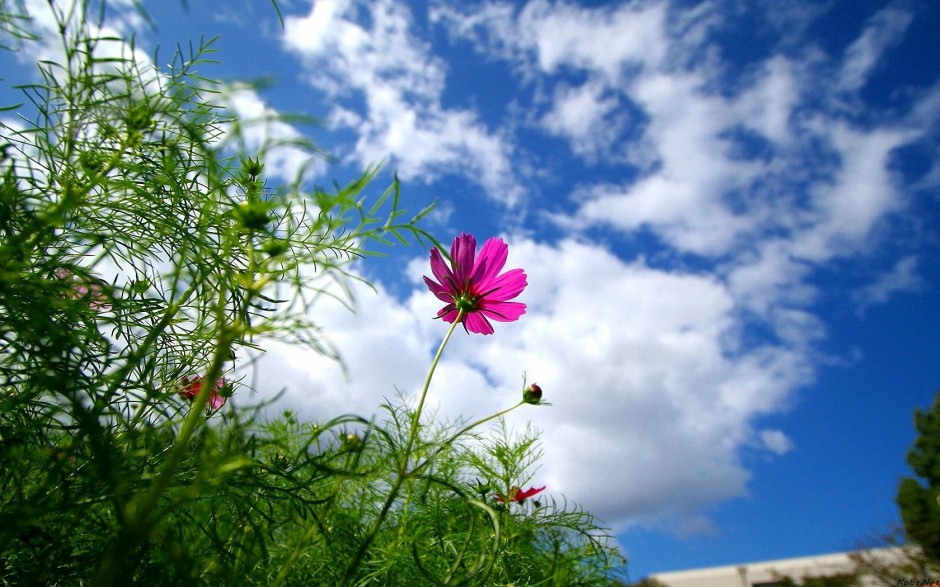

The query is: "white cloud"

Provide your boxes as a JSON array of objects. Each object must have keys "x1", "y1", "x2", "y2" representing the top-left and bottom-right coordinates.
[
  {"x1": 10, "y1": 0, "x2": 149, "y2": 66},
  {"x1": 250, "y1": 278, "x2": 435, "y2": 419},
  {"x1": 792, "y1": 124, "x2": 915, "y2": 262},
  {"x1": 280, "y1": 0, "x2": 522, "y2": 204},
  {"x1": 541, "y1": 78, "x2": 630, "y2": 161},
  {"x1": 852, "y1": 255, "x2": 924, "y2": 314},
  {"x1": 724, "y1": 240, "x2": 817, "y2": 319},
  {"x1": 433, "y1": 0, "x2": 671, "y2": 82},
  {"x1": 438, "y1": 0, "x2": 934, "y2": 265},
  {"x1": 515, "y1": 0, "x2": 670, "y2": 81},
  {"x1": 442, "y1": 2, "x2": 769, "y2": 256},
  {"x1": 759, "y1": 429, "x2": 795, "y2": 456},
  {"x1": 565, "y1": 49, "x2": 921, "y2": 262},
  {"x1": 837, "y1": 3, "x2": 913, "y2": 93},
  {"x1": 249, "y1": 237, "x2": 818, "y2": 531},
  {"x1": 483, "y1": 238, "x2": 815, "y2": 528},
  {"x1": 736, "y1": 55, "x2": 801, "y2": 145}
]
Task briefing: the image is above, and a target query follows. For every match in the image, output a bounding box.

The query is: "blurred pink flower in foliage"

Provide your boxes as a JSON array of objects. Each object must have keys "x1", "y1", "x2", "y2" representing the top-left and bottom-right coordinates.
[
  {"x1": 179, "y1": 375, "x2": 228, "y2": 412},
  {"x1": 496, "y1": 485, "x2": 545, "y2": 504},
  {"x1": 55, "y1": 268, "x2": 110, "y2": 311},
  {"x1": 423, "y1": 233, "x2": 527, "y2": 335}
]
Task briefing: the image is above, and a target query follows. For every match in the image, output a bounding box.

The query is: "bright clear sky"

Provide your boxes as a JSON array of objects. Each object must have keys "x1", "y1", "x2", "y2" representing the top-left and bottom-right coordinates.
[{"x1": 3, "y1": 0, "x2": 940, "y2": 580}]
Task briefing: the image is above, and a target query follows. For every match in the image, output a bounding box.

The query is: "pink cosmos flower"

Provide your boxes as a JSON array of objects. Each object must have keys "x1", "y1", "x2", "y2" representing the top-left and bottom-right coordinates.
[
  {"x1": 495, "y1": 485, "x2": 545, "y2": 504},
  {"x1": 423, "y1": 233, "x2": 527, "y2": 335},
  {"x1": 179, "y1": 375, "x2": 228, "y2": 412}
]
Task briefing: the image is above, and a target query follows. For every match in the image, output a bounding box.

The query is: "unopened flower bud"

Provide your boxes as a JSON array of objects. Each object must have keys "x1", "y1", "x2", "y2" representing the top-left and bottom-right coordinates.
[
  {"x1": 234, "y1": 201, "x2": 272, "y2": 231},
  {"x1": 218, "y1": 380, "x2": 235, "y2": 398},
  {"x1": 243, "y1": 157, "x2": 264, "y2": 178},
  {"x1": 474, "y1": 479, "x2": 492, "y2": 496},
  {"x1": 261, "y1": 238, "x2": 288, "y2": 257},
  {"x1": 124, "y1": 102, "x2": 153, "y2": 132},
  {"x1": 523, "y1": 383, "x2": 542, "y2": 405}
]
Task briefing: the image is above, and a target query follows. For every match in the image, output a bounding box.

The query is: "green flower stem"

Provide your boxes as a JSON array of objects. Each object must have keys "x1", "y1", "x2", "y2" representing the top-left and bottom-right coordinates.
[
  {"x1": 339, "y1": 310, "x2": 463, "y2": 587},
  {"x1": 127, "y1": 237, "x2": 249, "y2": 518},
  {"x1": 94, "y1": 332, "x2": 237, "y2": 586},
  {"x1": 405, "y1": 310, "x2": 464, "y2": 470},
  {"x1": 94, "y1": 268, "x2": 241, "y2": 586},
  {"x1": 394, "y1": 310, "x2": 470, "y2": 541}
]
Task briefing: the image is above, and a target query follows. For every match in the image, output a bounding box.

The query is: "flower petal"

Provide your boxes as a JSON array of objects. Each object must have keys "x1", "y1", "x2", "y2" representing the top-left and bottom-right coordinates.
[
  {"x1": 482, "y1": 268, "x2": 527, "y2": 301},
  {"x1": 423, "y1": 276, "x2": 455, "y2": 303},
  {"x1": 209, "y1": 393, "x2": 226, "y2": 410},
  {"x1": 479, "y1": 300, "x2": 527, "y2": 322},
  {"x1": 471, "y1": 237, "x2": 509, "y2": 287},
  {"x1": 451, "y1": 233, "x2": 477, "y2": 285},
  {"x1": 437, "y1": 306, "x2": 460, "y2": 324},
  {"x1": 517, "y1": 485, "x2": 545, "y2": 500},
  {"x1": 428, "y1": 247, "x2": 456, "y2": 293},
  {"x1": 463, "y1": 312, "x2": 495, "y2": 335}
]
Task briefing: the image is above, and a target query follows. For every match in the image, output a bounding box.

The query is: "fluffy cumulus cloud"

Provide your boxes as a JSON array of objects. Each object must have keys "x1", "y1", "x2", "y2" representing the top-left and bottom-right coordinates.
[
  {"x1": 541, "y1": 78, "x2": 632, "y2": 161},
  {"x1": 470, "y1": 238, "x2": 815, "y2": 529},
  {"x1": 249, "y1": 235, "x2": 815, "y2": 531},
  {"x1": 279, "y1": 0, "x2": 522, "y2": 204},
  {"x1": 436, "y1": 0, "x2": 936, "y2": 258}
]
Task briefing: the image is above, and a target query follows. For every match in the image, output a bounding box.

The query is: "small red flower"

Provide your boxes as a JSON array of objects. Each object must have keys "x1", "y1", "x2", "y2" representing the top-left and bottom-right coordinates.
[
  {"x1": 495, "y1": 485, "x2": 545, "y2": 504},
  {"x1": 180, "y1": 375, "x2": 228, "y2": 412}
]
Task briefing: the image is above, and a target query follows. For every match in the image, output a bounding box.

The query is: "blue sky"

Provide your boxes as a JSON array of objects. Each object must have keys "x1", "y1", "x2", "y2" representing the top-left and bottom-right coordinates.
[{"x1": 3, "y1": 0, "x2": 940, "y2": 580}]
